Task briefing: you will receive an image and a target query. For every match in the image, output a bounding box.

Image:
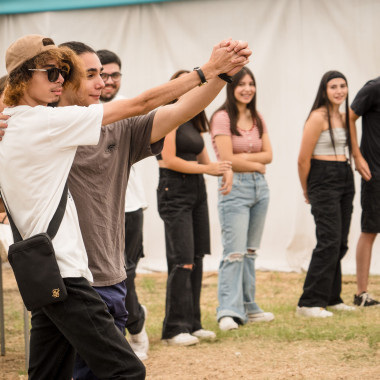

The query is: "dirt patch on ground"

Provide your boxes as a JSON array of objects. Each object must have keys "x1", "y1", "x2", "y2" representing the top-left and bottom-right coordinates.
[{"x1": 1, "y1": 265, "x2": 380, "y2": 380}]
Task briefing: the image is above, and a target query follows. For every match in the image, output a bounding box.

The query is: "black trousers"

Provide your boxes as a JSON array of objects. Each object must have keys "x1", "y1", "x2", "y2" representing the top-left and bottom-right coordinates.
[
  {"x1": 28, "y1": 277, "x2": 145, "y2": 380},
  {"x1": 157, "y1": 169, "x2": 210, "y2": 339},
  {"x1": 124, "y1": 208, "x2": 145, "y2": 335},
  {"x1": 298, "y1": 160, "x2": 355, "y2": 308}
]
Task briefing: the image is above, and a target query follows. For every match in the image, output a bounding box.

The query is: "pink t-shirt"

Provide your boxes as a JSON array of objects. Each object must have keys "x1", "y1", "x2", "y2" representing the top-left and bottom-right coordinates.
[{"x1": 211, "y1": 110, "x2": 267, "y2": 161}]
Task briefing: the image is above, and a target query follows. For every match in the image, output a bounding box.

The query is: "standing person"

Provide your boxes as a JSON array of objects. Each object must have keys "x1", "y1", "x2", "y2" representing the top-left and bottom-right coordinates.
[
  {"x1": 1, "y1": 34, "x2": 147, "y2": 380},
  {"x1": 157, "y1": 70, "x2": 232, "y2": 346},
  {"x1": 0, "y1": 75, "x2": 11, "y2": 261},
  {"x1": 297, "y1": 70, "x2": 356, "y2": 318},
  {"x1": 349, "y1": 76, "x2": 380, "y2": 307},
  {"x1": 1, "y1": 34, "x2": 251, "y2": 379},
  {"x1": 58, "y1": 40, "x2": 250, "y2": 380},
  {"x1": 97, "y1": 48, "x2": 150, "y2": 360},
  {"x1": 0, "y1": 75, "x2": 8, "y2": 226},
  {"x1": 210, "y1": 67, "x2": 274, "y2": 331}
]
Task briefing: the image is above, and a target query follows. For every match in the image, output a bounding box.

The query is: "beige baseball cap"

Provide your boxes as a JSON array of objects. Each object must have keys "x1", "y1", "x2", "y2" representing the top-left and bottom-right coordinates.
[{"x1": 6, "y1": 34, "x2": 58, "y2": 74}]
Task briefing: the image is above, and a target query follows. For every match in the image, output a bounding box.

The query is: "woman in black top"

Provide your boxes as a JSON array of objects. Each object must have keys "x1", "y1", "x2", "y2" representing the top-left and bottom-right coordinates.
[{"x1": 157, "y1": 70, "x2": 232, "y2": 346}]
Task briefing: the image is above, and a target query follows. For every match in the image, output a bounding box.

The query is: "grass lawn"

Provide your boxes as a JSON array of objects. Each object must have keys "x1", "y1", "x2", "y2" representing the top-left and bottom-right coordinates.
[{"x1": 1, "y1": 266, "x2": 380, "y2": 379}]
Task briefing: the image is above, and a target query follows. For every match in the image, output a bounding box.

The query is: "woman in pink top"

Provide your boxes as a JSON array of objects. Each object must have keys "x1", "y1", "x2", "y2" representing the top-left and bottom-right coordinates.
[{"x1": 211, "y1": 67, "x2": 274, "y2": 331}]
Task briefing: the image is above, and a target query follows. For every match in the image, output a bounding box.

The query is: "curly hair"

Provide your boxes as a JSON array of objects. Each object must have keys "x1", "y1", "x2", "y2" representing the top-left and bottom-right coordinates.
[{"x1": 3, "y1": 46, "x2": 85, "y2": 106}]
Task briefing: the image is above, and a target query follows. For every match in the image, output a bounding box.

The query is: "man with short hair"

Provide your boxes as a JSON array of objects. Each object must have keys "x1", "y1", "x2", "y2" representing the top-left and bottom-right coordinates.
[
  {"x1": 97, "y1": 49, "x2": 122, "y2": 102},
  {"x1": 349, "y1": 77, "x2": 380, "y2": 307},
  {"x1": 57, "y1": 40, "x2": 250, "y2": 380},
  {"x1": 97, "y1": 48, "x2": 150, "y2": 361}
]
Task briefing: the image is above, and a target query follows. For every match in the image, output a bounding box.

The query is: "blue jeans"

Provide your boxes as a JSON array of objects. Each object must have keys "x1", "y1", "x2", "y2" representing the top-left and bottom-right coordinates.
[{"x1": 217, "y1": 172, "x2": 269, "y2": 324}]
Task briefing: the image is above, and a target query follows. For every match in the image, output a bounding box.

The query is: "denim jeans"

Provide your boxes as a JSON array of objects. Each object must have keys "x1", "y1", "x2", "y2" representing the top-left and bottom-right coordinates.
[
  {"x1": 217, "y1": 172, "x2": 269, "y2": 323},
  {"x1": 124, "y1": 208, "x2": 146, "y2": 335},
  {"x1": 298, "y1": 160, "x2": 354, "y2": 308},
  {"x1": 29, "y1": 277, "x2": 145, "y2": 380},
  {"x1": 157, "y1": 168, "x2": 210, "y2": 339}
]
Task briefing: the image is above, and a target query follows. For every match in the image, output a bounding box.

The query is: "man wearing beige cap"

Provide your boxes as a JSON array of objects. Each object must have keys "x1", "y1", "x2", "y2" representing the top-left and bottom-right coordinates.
[{"x1": 0, "y1": 34, "x2": 250, "y2": 379}]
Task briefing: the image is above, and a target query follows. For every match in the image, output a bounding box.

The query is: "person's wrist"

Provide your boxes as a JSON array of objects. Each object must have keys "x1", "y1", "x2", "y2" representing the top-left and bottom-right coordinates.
[
  {"x1": 218, "y1": 73, "x2": 233, "y2": 83},
  {"x1": 200, "y1": 62, "x2": 218, "y2": 81},
  {"x1": 193, "y1": 67, "x2": 208, "y2": 86}
]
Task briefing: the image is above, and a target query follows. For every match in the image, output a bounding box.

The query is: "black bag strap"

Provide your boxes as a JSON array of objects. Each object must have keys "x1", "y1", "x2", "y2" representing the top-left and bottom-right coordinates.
[{"x1": 1, "y1": 182, "x2": 68, "y2": 243}]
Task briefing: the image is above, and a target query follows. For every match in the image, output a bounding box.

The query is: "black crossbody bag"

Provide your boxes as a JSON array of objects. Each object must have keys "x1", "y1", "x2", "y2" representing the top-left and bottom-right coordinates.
[{"x1": 1, "y1": 184, "x2": 68, "y2": 311}]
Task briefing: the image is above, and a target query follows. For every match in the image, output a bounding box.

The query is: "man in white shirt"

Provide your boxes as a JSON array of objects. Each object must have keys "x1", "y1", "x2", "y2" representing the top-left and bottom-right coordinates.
[{"x1": 1, "y1": 34, "x2": 250, "y2": 379}]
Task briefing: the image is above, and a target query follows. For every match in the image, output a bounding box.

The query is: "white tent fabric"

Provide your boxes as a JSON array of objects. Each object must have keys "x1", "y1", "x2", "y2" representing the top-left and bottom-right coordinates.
[{"x1": 1, "y1": 0, "x2": 380, "y2": 274}]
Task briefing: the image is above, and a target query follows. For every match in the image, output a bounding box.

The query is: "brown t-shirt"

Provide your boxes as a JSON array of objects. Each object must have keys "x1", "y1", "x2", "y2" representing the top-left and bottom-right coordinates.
[{"x1": 68, "y1": 111, "x2": 162, "y2": 286}]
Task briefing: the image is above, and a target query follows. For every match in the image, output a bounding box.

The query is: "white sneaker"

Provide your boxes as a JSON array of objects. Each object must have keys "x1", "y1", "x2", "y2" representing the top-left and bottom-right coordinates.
[
  {"x1": 192, "y1": 329, "x2": 216, "y2": 340},
  {"x1": 129, "y1": 305, "x2": 149, "y2": 360},
  {"x1": 163, "y1": 333, "x2": 199, "y2": 346},
  {"x1": 296, "y1": 306, "x2": 333, "y2": 318},
  {"x1": 328, "y1": 303, "x2": 356, "y2": 311},
  {"x1": 248, "y1": 312, "x2": 275, "y2": 323},
  {"x1": 219, "y1": 317, "x2": 238, "y2": 331},
  {"x1": 134, "y1": 351, "x2": 148, "y2": 361}
]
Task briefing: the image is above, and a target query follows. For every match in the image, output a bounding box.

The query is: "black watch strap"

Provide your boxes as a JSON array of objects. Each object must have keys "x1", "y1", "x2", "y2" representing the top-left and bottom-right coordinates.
[
  {"x1": 193, "y1": 67, "x2": 207, "y2": 86},
  {"x1": 218, "y1": 73, "x2": 233, "y2": 83}
]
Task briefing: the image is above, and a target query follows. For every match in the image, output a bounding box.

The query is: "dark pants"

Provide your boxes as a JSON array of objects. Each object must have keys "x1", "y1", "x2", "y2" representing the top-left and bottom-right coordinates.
[
  {"x1": 124, "y1": 208, "x2": 145, "y2": 335},
  {"x1": 28, "y1": 277, "x2": 145, "y2": 380},
  {"x1": 298, "y1": 160, "x2": 355, "y2": 308},
  {"x1": 157, "y1": 169, "x2": 210, "y2": 339},
  {"x1": 73, "y1": 282, "x2": 130, "y2": 380}
]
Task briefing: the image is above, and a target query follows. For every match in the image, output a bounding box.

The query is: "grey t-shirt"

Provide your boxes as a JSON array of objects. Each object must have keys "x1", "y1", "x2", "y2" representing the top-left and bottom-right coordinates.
[{"x1": 68, "y1": 111, "x2": 162, "y2": 286}]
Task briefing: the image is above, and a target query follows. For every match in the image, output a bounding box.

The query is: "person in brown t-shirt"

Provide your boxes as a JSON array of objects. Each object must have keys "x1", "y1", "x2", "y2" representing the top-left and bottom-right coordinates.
[{"x1": 56, "y1": 40, "x2": 251, "y2": 380}]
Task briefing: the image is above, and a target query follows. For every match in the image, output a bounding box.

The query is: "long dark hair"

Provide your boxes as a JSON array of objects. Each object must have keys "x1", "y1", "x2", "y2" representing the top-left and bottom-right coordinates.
[
  {"x1": 169, "y1": 69, "x2": 209, "y2": 133},
  {"x1": 212, "y1": 67, "x2": 263, "y2": 137},
  {"x1": 308, "y1": 70, "x2": 351, "y2": 156}
]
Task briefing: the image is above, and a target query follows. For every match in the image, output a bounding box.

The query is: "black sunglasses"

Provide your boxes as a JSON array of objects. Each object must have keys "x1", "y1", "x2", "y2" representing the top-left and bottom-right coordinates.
[{"x1": 28, "y1": 67, "x2": 70, "y2": 82}]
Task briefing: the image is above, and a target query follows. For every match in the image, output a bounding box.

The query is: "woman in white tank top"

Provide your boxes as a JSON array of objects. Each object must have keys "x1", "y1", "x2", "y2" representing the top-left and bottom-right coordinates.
[{"x1": 296, "y1": 71, "x2": 356, "y2": 318}]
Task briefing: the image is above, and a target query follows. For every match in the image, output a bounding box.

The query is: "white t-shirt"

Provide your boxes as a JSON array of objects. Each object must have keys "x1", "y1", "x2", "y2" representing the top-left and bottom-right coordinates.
[
  {"x1": 0, "y1": 104, "x2": 103, "y2": 282},
  {"x1": 125, "y1": 164, "x2": 148, "y2": 212},
  {"x1": 109, "y1": 94, "x2": 148, "y2": 213}
]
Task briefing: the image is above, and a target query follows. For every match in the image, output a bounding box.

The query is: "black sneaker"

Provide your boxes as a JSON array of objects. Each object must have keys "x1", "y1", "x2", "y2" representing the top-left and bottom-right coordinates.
[{"x1": 353, "y1": 292, "x2": 380, "y2": 307}]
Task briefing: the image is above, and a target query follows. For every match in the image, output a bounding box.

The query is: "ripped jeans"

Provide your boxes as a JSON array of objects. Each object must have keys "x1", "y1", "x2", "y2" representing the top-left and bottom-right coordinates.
[
  {"x1": 217, "y1": 172, "x2": 269, "y2": 324},
  {"x1": 157, "y1": 169, "x2": 210, "y2": 339}
]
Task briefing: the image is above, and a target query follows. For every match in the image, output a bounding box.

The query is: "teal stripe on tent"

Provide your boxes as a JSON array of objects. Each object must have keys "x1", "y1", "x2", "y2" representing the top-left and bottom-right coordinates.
[{"x1": 0, "y1": 0, "x2": 183, "y2": 15}]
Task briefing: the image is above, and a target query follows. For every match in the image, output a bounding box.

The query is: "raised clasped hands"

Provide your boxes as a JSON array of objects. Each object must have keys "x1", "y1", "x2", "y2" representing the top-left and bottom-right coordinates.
[{"x1": 209, "y1": 38, "x2": 252, "y2": 78}]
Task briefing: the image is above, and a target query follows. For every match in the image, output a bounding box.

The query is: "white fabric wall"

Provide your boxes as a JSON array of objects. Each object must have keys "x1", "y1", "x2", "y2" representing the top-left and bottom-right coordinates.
[{"x1": 1, "y1": 0, "x2": 380, "y2": 274}]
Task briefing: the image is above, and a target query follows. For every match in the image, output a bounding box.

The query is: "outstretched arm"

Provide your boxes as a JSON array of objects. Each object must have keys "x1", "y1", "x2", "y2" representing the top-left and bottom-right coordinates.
[{"x1": 102, "y1": 39, "x2": 251, "y2": 127}]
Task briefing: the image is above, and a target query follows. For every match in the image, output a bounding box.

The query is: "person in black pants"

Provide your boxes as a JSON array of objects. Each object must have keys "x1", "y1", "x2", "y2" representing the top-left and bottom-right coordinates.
[
  {"x1": 297, "y1": 71, "x2": 356, "y2": 318},
  {"x1": 157, "y1": 70, "x2": 233, "y2": 346}
]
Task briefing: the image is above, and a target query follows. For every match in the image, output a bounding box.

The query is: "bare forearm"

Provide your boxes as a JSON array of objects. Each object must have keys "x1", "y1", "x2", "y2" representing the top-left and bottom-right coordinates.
[
  {"x1": 349, "y1": 109, "x2": 361, "y2": 157},
  {"x1": 237, "y1": 152, "x2": 272, "y2": 164},
  {"x1": 102, "y1": 71, "x2": 205, "y2": 126},
  {"x1": 161, "y1": 158, "x2": 207, "y2": 174},
  {"x1": 151, "y1": 77, "x2": 226, "y2": 143},
  {"x1": 298, "y1": 160, "x2": 310, "y2": 195},
  {"x1": 231, "y1": 156, "x2": 264, "y2": 172}
]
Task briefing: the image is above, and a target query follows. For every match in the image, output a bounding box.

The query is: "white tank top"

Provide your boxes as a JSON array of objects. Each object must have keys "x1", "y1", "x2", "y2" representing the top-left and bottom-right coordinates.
[{"x1": 313, "y1": 128, "x2": 347, "y2": 156}]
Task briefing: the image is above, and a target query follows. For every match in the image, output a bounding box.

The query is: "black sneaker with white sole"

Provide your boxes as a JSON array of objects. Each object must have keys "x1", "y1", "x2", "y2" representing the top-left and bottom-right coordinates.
[{"x1": 353, "y1": 292, "x2": 380, "y2": 307}]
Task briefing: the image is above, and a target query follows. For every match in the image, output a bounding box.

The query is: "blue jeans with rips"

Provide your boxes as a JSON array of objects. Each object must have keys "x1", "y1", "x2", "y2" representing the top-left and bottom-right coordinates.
[{"x1": 217, "y1": 172, "x2": 269, "y2": 324}]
